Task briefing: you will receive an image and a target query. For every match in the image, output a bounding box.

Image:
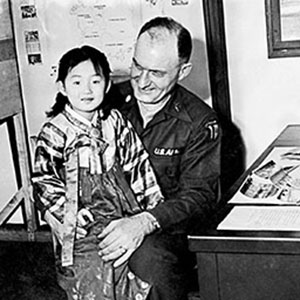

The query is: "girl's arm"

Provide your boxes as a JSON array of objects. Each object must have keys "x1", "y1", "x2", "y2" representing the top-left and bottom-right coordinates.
[
  {"x1": 98, "y1": 111, "x2": 163, "y2": 266},
  {"x1": 32, "y1": 122, "x2": 67, "y2": 236},
  {"x1": 115, "y1": 110, "x2": 163, "y2": 209}
]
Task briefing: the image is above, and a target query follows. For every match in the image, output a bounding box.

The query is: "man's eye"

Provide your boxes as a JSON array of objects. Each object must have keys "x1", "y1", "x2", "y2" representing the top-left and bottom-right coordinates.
[
  {"x1": 150, "y1": 70, "x2": 165, "y2": 78},
  {"x1": 72, "y1": 81, "x2": 80, "y2": 85},
  {"x1": 134, "y1": 64, "x2": 143, "y2": 71}
]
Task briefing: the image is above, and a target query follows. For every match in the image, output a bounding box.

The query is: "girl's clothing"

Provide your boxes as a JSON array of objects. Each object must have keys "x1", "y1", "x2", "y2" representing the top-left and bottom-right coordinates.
[{"x1": 32, "y1": 105, "x2": 163, "y2": 300}]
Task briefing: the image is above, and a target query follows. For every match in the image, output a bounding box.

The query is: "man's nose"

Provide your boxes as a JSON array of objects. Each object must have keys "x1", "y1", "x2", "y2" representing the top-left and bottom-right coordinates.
[{"x1": 137, "y1": 70, "x2": 151, "y2": 87}]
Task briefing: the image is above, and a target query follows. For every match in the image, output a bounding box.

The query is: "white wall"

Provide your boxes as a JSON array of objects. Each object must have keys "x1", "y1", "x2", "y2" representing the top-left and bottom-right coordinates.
[
  {"x1": 10, "y1": 0, "x2": 211, "y2": 136},
  {"x1": 0, "y1": 0, "x2": 20, "y2": 222},
  {"x1": 4, "y1": 0, "x2": 300, "y2": 223},
  {"x1": 0, "y1": 0, "x2": 210, "y2": 223},
  {"x1": 224, "y1": 0, "x2": 300, "y2": 166}
]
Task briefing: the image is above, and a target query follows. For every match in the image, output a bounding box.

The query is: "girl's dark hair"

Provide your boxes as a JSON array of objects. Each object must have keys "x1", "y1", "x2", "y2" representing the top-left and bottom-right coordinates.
[{"x1": 46, "y1": 45, "x2": 113, "y2": 119}]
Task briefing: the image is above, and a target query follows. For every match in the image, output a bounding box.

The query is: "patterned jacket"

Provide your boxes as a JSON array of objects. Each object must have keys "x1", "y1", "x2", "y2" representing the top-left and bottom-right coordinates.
[{"x1": 32, "y1": 105, "x2": 163, "y2": 265}]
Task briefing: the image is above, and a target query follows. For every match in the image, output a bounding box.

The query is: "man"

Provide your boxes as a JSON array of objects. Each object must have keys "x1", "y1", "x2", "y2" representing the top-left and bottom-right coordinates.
[{"x1": 98, "y1": 16, "x2": 221, "y2": 299}]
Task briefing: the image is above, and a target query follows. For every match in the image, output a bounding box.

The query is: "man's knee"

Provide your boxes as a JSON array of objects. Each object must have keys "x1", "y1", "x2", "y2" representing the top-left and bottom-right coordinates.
[
  {"x1": 130, "y1": 233, "x2": 194, "y2": 279},
  {"x1": 129, "y1": 233, "x2": 190, "y2": 300}
]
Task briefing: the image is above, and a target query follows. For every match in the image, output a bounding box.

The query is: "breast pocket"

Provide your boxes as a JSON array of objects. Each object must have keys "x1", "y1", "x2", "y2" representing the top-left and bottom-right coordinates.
[{"x1": 153, "y1": 155, "x2": 181, "y2": 198}]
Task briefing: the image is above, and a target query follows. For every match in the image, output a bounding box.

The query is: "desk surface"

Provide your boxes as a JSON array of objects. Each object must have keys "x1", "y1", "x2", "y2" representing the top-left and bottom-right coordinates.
[
  {"x1": 188, "y1": 124, "x2": 300, "y2": 300},
  {"x1": 189, "y1": 124, "x2": 300, "y2": 253}
]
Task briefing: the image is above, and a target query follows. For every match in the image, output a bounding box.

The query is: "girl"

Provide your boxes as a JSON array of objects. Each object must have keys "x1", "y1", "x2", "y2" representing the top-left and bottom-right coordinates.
[{"x1": 32, "y1": 45, "x2": 163, "y2": 300}]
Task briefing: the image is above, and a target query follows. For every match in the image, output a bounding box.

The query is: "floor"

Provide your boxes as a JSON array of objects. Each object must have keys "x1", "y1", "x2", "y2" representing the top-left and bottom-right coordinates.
[
  {"x1": 0, "y1": 241, "x2": 67, "y2": 300},
  {"x1": 0, "y1": 241, "x2": 200, "y2": 300}
]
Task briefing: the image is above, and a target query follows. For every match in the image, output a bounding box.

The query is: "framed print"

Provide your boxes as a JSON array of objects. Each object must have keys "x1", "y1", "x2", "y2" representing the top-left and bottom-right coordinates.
[{"x1": 266, "y1": 0, "x2": 300, "y2": 58}]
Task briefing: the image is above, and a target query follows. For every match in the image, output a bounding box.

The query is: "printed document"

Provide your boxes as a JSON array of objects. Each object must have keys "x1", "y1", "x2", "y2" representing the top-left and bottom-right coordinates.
[{"x1": 217, "y1": 205, "x2": 300, "y2": 231}]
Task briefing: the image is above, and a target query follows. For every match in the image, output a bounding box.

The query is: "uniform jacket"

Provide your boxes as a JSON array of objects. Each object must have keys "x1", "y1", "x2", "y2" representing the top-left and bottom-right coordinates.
[{"x1": 113, "y1": 81, "x2": 221, "y2": 234}]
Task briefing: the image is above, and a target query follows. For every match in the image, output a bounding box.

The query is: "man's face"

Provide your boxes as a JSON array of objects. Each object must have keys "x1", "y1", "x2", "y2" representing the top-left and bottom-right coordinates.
[{"x1": 130, "y1": 31, "x2": 182, "y2": 104}]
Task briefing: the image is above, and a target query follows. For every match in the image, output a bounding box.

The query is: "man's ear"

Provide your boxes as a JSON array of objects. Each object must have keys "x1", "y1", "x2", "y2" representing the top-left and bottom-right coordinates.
[
  {"x1": 178, "y1": 63, "x2": 192, "y2": 81},
  {"x1": 57, "y1": 81, "x2": 66, "y2": 96}
]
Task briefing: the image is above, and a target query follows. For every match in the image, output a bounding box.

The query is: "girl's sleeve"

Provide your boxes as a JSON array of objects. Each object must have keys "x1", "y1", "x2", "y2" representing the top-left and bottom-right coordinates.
[
  {"x1": 115, "y1": 110, "x2": 164, "y2": 209},
  {"x1": 32, "y1": 122, "x2": 66, "y2": 223}
]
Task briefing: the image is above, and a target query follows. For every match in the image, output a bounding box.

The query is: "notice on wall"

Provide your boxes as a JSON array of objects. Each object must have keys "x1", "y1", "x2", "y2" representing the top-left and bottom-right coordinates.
[
  {"x1": 13, "y1": 0, "x2": 205, "y2": 77},
  {"x1": 10, "y1": 0, "x2": 211, "y2": 135}
]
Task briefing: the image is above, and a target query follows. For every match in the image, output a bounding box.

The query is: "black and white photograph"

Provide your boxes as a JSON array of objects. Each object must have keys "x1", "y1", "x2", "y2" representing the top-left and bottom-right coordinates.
[{"x1": 1, "y1": 0, "x2": 300, "y2": 300}]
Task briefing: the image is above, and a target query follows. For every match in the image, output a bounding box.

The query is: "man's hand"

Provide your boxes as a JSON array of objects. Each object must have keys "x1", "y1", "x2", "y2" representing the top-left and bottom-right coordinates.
[{"x1": 98, "y1": 212, "x2": 158, "y2": 267}]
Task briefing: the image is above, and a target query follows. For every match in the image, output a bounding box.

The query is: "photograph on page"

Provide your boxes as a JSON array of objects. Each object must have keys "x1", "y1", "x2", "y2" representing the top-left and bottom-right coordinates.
[{"x1": 229, "y1": 146, "x2": 300, "y2": 205}]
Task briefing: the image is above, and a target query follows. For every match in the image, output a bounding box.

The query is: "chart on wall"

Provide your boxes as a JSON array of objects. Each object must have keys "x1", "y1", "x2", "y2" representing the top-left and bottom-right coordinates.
[
  {"x1": 11, "y1": 0, "x2": 210, "y2": 134},
  {"x1": 0, "y1": 0, "x2": 23, "y2": 120}
]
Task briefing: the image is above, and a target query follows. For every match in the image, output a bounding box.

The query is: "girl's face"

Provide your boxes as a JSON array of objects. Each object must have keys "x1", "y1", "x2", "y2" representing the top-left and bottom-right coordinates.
[{"x1": 59, "y1": 59, "x2": 106, "y2": 120}]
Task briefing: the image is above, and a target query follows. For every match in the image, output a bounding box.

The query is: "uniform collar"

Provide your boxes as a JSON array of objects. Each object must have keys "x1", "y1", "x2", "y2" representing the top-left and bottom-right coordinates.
[
  {"x1": 124, "y1": 84, "x2": 192, "y2": 129},
  {"x1": 161, "y1": 86, "x2": 192, "y2": 123}
]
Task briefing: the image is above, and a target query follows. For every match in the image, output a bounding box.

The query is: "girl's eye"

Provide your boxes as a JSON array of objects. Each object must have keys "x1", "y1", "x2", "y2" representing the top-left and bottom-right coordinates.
[
  {"x1": 92, "y1": 76, "x2": 102, "y2": 84},
  {"x1": 72, "y1": 81, "x2": 80, "y2": 85}
]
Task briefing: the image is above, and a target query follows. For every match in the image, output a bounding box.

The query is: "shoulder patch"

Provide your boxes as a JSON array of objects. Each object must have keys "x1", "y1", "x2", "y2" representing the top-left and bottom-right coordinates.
[
  {"x1": 205, "y1": 120, "x2": 219, "y2": 140},
  {"x1": 125, "y1": 95, "x2": 132, "y2": 103}
]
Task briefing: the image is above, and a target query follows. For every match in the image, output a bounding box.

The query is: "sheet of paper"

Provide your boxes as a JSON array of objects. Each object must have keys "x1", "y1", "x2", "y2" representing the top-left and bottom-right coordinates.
[
  {"x1": 229, "y1": 146, "x2": 300, "y2": 205},
  {"x1": 217, "y1": 205, "x2": 300, "y2": 231}
]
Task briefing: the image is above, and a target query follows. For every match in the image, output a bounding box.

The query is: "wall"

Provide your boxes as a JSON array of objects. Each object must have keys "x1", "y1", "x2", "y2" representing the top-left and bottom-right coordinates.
[
  {"x1": 10, "y1": 0, "x2": 211, "y2": 136},
  {"x1": 0, "y1": 0, "x2": 210, "y2": 223},
  {"x1": 0, "y1": 0, "x2": 20, "y2": 222},
  {"x1": 4, "y1": 0, "x2": 300, "y2": 223},
  {"x1": 223, "y1": 0, "x2": 300, "y2": 166}
]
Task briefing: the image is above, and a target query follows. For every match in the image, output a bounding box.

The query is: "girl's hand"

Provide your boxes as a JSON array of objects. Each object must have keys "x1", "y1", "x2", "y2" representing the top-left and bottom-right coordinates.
[
  {"x1": 77, "y1": 208, "x2": 94, "y2": 227},
  {"x1": 76, "y1": 208, "x2": 94, "y2": 240}
]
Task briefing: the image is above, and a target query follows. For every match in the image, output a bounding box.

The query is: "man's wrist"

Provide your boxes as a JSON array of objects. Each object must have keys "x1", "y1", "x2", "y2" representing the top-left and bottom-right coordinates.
[
  {"x1": 132, "y1": 212, "x2": 160, "y2": 235},
  {"x1": 143, "y1": 211, "x2": 160, "y2": 232}
]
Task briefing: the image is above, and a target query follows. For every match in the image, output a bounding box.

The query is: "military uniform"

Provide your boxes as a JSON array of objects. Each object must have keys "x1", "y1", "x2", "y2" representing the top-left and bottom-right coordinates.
[{"x1": 113, "y1": 81, "x2": 221, "y2": 299}]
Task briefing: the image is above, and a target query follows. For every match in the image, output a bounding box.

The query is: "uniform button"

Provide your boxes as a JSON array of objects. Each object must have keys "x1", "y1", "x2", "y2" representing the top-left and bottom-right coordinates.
[{"x1": 174, "y1": 103, "x2": 180, "y2": 112}]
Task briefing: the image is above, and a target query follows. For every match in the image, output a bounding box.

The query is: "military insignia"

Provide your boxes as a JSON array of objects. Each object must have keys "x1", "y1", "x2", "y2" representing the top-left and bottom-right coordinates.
[
  {"x1": 125, "y1": 95, "x2": 132, "y2": 103},
  {"x1": 205, "y1": 120, "x2": 219, "y2": 140},
  {"x1": 153, "y1": 147, "x2": 181, "y2": 156}
]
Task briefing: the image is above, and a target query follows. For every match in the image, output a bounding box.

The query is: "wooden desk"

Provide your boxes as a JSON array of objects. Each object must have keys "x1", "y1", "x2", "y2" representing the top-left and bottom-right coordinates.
[{"x1": 188, "y1": 125, "x2": 300, "y2": 300}]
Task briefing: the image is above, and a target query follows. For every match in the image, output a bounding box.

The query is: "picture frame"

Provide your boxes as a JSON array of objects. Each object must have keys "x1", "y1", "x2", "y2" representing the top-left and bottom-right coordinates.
[{"x1": 265, "y1": 0, "x2": 300, "y2": 58}]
